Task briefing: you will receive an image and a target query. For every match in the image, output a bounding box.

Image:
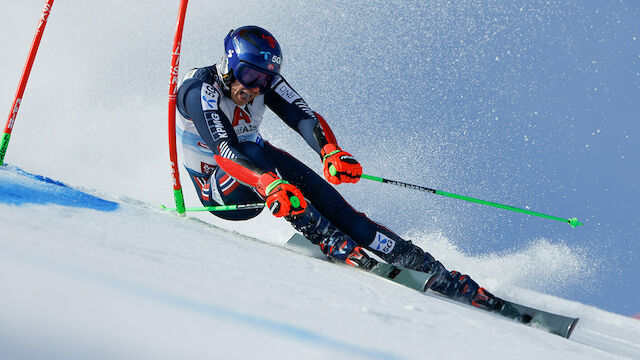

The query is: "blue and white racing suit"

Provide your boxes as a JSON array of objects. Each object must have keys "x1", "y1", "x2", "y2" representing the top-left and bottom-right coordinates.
[{"x1": 176, "y1": 63, "x2": 439, "y2": 270}]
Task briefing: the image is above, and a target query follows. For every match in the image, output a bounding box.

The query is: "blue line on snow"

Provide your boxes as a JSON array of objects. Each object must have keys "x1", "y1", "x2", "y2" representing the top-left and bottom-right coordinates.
[
  {"x1": 101, "y1": 277, "x2": 403, "y2": 360},
  {"x1": 1, "y1": 247, "x2": 403, "y2": 360},
  {"x1": 0, "y1": 164, "x2": 118, "y2": 211}
]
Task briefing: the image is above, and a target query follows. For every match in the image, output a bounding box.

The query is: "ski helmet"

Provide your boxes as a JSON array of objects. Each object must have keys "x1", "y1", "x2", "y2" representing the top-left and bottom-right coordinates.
[{"x1": 222, "y1": 26, "x2": 282, "y2": 92}]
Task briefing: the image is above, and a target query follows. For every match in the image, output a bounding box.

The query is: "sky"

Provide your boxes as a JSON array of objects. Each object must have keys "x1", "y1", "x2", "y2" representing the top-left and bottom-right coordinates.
[{"x1": 0, "y1": 0, "x2": 638, "y2": 316}]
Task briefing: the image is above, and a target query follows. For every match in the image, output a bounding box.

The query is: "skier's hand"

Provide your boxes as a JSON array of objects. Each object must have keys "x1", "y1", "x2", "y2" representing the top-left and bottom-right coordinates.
[
  {"x1": 321, "y1": 144, "x2": 362, "y2": 185},
  {"x1": 256, "y1": 172, "x2": 307, "y2": 217}
]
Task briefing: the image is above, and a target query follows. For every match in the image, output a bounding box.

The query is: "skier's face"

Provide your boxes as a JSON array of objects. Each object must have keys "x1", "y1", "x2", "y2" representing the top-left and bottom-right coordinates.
[{"x1": 230, "y1": 80, "x2": 260, "y2": 106}]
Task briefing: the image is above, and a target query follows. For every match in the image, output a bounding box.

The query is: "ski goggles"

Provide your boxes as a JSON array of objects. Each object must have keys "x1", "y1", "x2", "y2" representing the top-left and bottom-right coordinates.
[{"x1": 234, "y1": 63, "x2": 275, "y2": 93}]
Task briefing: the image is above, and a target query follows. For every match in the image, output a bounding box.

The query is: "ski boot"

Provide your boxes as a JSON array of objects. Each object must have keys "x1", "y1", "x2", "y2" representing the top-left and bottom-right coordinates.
[
  {"x1": 365, "y1": 231, "x2": 503, "y2": 311},
  {"x1": 287, "y1": 203, "x2": 375, "y2": 269},
  {"x1": 471, "y1": 287, "x2": 503, "y2": 311},
  {"x1": 319, "y1": 233, "x2": 376, "y2": 269},
  {"x1": 427, "y1": 270, "x2": 503, "y2": 311}
]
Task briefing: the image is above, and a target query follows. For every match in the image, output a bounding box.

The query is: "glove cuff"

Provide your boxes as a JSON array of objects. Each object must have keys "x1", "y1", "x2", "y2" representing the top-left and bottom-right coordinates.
[
  {"x1": 265, "y1": 179, "x2": 288, "y2": 196},
  {"x1": 256, "y1": 172, "x2": 287, "y2": 196},
  {"x1": 321, "y1": 143, "x2": 341, "y2": 159}
]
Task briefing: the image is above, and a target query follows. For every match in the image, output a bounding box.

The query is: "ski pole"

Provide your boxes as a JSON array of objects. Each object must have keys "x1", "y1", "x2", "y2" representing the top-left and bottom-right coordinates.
[
  {"x1": 160, "y1": 203, "x2": 265, "y2": 212},
  {"x1": 349, "y1": 170, "x2": 582, "y2": 228},
  {"x1": 1, "y1": 0, "x2": 55, "y2": 166}
]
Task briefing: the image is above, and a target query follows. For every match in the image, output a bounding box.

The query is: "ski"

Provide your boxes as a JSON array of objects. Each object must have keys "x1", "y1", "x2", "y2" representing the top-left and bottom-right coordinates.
[
  {"x1": 286, "y1": 233, "x2": 579, "y2": 338},
  {"x1": 498, "y1": 299, "x2": 579, "y2": 338},
  {"x1": 286, "y1": 233, "x2": 433, "y2": 292}
]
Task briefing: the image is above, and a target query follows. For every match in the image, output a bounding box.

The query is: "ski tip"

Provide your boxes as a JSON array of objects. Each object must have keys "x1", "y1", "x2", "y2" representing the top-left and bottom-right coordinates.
[
  {"x1": 568, "y1": 217, "x2": 582, "y2": 228},
  {"x1": 566, "y1": 317, "x2": 580, "y2": 338}
]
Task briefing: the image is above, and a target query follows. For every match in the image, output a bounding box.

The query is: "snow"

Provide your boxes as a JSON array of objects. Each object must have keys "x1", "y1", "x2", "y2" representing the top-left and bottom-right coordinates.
[
  {"x1": 1, "y1": 167, "x2": 639, "y2": 359},
  {"x1": 1, "y1": 0, "x2": 639, "y2": 358}
]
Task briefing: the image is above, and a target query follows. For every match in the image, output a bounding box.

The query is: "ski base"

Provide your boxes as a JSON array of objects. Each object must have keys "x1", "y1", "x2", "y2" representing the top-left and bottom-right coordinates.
[{"x1": 286, "y1": 233, "x2": 579, "y2": 338}]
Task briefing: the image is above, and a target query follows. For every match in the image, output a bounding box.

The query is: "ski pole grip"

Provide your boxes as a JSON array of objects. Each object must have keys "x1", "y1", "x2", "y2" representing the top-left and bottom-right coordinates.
[
  {"x1": 289, "y1": 195, "x2": 301, "y2": 208},
  {"x1": 329, "y1": 164, "x2": 337, "y2": 176}
]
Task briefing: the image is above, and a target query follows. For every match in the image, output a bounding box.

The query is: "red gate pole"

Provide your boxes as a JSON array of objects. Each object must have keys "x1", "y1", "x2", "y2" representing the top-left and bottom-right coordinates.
[
  {"x1": 167, "y1": 0, "x2": 189, "y2": 214},
  {"x1": 1, "y1": 0, "x2": 55, "y2": 165}
]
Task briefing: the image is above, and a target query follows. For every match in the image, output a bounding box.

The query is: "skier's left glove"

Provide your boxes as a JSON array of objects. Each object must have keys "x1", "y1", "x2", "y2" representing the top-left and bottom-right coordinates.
[
  {"x1": 256, "y1": 172, "x2": 307, "y2": 218},
  {"x1": 321, "y1": 144, "x2": 362, "y2": 185}
]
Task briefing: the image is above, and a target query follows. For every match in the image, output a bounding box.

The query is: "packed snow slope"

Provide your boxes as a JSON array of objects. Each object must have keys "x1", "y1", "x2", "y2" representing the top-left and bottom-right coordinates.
[
  {"x1": 1, "y1": 166, "x2": 639, "y2": 359},
  {"x1": 2, "y1": 0, "x2": 638, "y2": 316}
]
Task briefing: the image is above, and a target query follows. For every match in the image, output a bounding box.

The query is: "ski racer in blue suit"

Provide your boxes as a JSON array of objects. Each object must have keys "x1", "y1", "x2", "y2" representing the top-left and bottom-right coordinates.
[{"x1": 176, "y1": 25, "x2": 501, "y2": 310}]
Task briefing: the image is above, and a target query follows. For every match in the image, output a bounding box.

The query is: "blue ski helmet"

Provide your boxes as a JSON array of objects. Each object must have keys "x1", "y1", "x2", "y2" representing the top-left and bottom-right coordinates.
[{"x1": 222, "y1": 26, "x2": 282, "y2": 92}]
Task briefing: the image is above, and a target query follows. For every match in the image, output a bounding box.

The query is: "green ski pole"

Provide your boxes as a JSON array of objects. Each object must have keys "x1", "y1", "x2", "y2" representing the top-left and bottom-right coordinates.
[
  {"x1": 161, "y1": 203, "x2": 265, "y2": 212},
  {"x1": 330, "y1": 166, "x2": 581, "y2": 228}
]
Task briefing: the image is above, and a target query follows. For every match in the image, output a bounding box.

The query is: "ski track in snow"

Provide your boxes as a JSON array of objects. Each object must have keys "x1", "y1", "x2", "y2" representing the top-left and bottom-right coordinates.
[{"x1": 1, "y1": 167, "x2": 639, "y2": 359}]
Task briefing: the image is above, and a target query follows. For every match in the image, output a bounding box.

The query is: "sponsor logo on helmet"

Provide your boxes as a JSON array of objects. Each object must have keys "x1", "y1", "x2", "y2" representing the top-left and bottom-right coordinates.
[
  {"x1": 260, "y1": 51, "x2": 271, "y2": 60},
  {"x1": 227, "y1": 49, "x2": 235, "y2": 58},
  {"x1": 261, "y1": 34, "x2": 277, "y2": 48},
  {"x1": 370, "y1": 232, "x2": 396, "y2": 254}
]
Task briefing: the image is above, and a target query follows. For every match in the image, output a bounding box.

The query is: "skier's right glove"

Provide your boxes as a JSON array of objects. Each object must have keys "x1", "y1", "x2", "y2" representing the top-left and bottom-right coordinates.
[
  {"x1": 321, "y1": 144, "x2": 362, "y2": 185},
  {"x1": 256, "y1": 172, "x2": 307, "y2": 218}
]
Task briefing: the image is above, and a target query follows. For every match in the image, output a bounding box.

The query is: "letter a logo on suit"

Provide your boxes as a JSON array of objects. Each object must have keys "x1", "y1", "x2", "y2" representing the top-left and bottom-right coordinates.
[{"x1": 232, "y1": 107, "x2": 251, "y2": 126}]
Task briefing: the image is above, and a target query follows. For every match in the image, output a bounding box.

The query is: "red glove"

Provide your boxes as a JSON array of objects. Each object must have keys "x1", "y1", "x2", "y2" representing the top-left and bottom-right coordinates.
[
  {"x1": 256, "y1": 172, "x2": 307, "y2": 217},
  {"x1": 321, "y1": 144, "x2": 362, "y2": 185}
]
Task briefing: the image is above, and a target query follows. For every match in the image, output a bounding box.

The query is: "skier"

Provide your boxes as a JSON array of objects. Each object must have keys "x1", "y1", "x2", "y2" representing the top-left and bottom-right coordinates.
[{"x1": 176, "y1": 25, "x2": 501, "y2": 310}]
